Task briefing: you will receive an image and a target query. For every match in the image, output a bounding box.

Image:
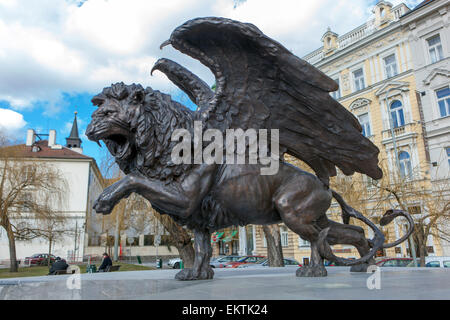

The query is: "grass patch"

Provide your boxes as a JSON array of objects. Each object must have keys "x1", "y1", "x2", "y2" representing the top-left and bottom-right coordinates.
[{"x1": 0, "y1": 262, "x2": 155, "y2": 279}]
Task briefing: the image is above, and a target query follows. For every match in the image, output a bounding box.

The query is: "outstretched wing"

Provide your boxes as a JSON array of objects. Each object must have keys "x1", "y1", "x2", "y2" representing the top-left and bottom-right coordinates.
[{"x1": 160, "y1": 17, "x2": 382, "y2": 183}]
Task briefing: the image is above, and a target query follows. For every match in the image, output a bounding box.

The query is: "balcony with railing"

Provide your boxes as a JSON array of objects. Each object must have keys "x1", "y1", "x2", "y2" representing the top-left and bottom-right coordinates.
[
  {"x1": 381, "y1": 121, "x2": 418, "y2": 143},
  {"x1": 303, "y1": 4, "x2": 408, "y2": 65},
  {"x1": 338, "y1": 20, "x2": 376, "y2": 50}
]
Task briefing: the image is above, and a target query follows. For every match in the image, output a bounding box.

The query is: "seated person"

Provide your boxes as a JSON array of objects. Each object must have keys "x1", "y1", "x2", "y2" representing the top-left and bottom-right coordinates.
[
  {"x1": 48, "y1": 257, "x2": 69, "y2": 275},
  {"x1": 98, "y1": 252, "x2": 113, "y2": 272}
]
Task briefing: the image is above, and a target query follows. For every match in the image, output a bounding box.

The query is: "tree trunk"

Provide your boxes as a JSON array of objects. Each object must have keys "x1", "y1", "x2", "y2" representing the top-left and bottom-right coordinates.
[
  {"x1": 419, "y1": 244, "x2": 426, "y2": 267},
  {"x1": 157, "y1": 215, "x2": 195, "y2": 268},
  {"x1": 47, "y1": 236, "x2": 52, "y2": 267},
  {"x1": 6, "y1": 223, "x2": 18, "y2": 272},
  {"x1": 413, "y1": 224, "x2": 426, "y2": 267},
  {"x1": 263, "y1": 224, "x2": 284, "y2": 267}
]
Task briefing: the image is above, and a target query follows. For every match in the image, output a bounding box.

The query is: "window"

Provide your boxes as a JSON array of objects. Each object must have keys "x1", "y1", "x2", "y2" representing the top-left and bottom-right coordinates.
[
  {"x1": 408, "y1": 206, "x2": 421, "y2": 215},
  {"x1": 382, "y1": 259, "x2": 397, "y2": 267},
  {"x1": 399, "y1": 151, "x2": 412, "y2": 178},
  {"x1": 353, "y1": 69, "x2": 365, "y2": 91},
  {"x1": 331, "y1": 78, "x2": 341, "y2": 99},
  {"x1": 427, "y1": 35, "x2": 444, "y2": 64},
  {"x1": 444, "y1": 261, "x2": 450, "y2": 268},
  {"x1": 281, "y1": 226, "x2": 289, "y2": 247},
  {"x1": 20, "y1": 192, "x2": 32, "y2": 212},
  {"x1": 390, "y1": 100, "x2": 405, "y2": 128},
  {"x1": 384, "y1": 54, "x2": 398, "y2": 78},
  {"x1": 436, "y1": 87, "x2": 450, "y2": 118},
  {"x1": 143, "y1": 235, "x2": 154, "y2": 246},
  {"x1": 245, "y1": 256, "x2": 265, "y2": 263},
  {"x1": 358, "y1": 113, "x2": 371, "y2": 137},
  {"x1": 298, "y1": 236, "x2": 310, "y2": 247},
  {"x1": 447, "y1": 147, "x2": 450, "y2": 167}
]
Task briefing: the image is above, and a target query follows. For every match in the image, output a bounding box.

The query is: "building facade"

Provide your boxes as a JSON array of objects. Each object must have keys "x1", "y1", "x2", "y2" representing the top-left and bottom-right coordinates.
[
  {"x1": 250, "y1": 1, "x2": 448, "y2": 264},
  {"x1": 0, "y1": 115, "x2": 105, "y2": 263},
  {"x1": 400, "y1": 0, "x2": 450, "y2": 254}
]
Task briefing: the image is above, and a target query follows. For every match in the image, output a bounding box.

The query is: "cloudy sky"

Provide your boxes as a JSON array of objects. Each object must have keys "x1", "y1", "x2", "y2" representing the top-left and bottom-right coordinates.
[{"x1": 0, "y1": 0, "x2": 423, "y2": 164}]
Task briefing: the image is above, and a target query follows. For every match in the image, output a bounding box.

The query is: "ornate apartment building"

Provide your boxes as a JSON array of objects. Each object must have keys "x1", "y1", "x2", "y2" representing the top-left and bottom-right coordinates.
[{"x1": 249, "y1": 0, "x2": 449, "y2": 264}]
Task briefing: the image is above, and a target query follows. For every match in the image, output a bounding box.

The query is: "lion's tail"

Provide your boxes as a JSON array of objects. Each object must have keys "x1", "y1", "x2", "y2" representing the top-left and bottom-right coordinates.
[{"x1": 315, "y1": 190, "x2": 385, "y2": 266}]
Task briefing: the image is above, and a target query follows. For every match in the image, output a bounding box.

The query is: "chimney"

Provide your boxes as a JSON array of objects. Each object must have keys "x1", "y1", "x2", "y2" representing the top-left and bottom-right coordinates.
[
  {"x1": 26, "y1": 129, "x2": 35, "y2": 146},
  {"x1": 48, "y1": 129, "x2": 63, "y2": 149},
  {"x1": 48, "y1": 130, "x2": 56, "y2": 147}
]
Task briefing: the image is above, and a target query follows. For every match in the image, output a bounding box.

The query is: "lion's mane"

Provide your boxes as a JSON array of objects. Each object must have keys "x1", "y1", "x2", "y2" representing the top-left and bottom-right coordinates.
[{"x1": 97, "y1": 82, "x2": 194, "y2": 182}]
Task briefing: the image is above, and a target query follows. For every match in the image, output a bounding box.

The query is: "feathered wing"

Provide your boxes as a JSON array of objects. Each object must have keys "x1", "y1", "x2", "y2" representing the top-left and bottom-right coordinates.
[
  {"x1": 160, "y1": 17, "x2": 382, "y2": 183},
  {"x1": 151, "y1": 58, "x2": 214, "y2": 111}
]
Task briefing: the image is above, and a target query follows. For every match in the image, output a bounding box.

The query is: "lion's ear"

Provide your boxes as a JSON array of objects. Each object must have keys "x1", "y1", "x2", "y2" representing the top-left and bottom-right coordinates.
[{"x1": 91, "y1": 94, "x2": 106, "y2": 107}]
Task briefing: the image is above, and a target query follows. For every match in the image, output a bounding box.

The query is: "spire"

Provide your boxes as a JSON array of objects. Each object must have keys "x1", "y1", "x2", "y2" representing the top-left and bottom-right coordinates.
[{"x1": 66, "y1": 111, "x2": 82, "y2": 150}]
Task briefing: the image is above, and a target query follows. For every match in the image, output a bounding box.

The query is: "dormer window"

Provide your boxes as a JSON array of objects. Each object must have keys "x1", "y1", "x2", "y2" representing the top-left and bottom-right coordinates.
[{"x1": 31, "y1": 145, "x2": 40, "y2": 153}]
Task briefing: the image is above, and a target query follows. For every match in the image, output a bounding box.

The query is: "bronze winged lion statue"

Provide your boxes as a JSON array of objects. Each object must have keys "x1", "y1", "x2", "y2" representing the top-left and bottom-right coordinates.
[{"x1": 86, "y1": 17, "x2": 413, "y2": 280}]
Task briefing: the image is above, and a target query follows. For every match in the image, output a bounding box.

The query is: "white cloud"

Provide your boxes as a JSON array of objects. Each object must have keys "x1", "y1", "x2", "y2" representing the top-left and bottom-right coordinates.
[
  {"x1": 0, "y1": 108, "x2": 27, "y2": 137},
  {"x1": 0, "y1": 0, "x2": 424, "y2": 113}
]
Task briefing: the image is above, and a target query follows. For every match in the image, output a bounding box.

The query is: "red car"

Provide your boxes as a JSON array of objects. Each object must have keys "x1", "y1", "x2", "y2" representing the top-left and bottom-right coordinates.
[
  {"x1": 24, "y1": 253, "x2": 57, "y2": 266},
  {"x1": 376, "y1": 257, "x2": 412, "y2": 267},
  {"x1": 224, "y1": 256, "x2": 266, "y2": 268}
]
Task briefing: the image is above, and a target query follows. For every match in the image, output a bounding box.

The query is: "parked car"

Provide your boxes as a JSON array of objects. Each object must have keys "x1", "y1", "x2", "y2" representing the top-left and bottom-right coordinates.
[
  {"x1": 406, "y1": 256, "x2": 450, "y2": 268},
  {"x1": 24, "y1": 253, "x2": 57, "y2": 266},
  {"x1": 237, "y1": 257, "x2": 301, "y2": 268},
  {"x1": 167, "y1": 257, "x2": 182, "y2": 269},
  {"x1": 224, "y1": 255, "x2": 266, "y2": 268},
  {"x1": 210, "y1": 255, "x2": 243, "y2": 268},
  {"x1": 424, "y1": 257, "x2": 450, "y2": 268},
  {"x1": 376, "y1": 257, "x2": 413, "y2": 267}
]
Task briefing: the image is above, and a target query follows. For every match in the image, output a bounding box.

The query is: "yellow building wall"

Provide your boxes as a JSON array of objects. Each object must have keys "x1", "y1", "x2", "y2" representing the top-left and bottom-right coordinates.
[{"x1": 251, "y1": 21, "x2": 444, "y2": 262}]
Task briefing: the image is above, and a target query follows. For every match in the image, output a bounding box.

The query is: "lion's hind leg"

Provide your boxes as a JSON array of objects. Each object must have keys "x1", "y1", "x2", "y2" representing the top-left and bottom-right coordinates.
[{"x1": 274, "y1": 175, "x2": 332, "y2": 277}]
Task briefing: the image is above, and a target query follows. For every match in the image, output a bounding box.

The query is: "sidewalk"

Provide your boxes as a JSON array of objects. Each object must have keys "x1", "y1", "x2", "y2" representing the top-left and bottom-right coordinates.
[{"x1": 0, "y1": 267, "x2": 449, "y2": 300}]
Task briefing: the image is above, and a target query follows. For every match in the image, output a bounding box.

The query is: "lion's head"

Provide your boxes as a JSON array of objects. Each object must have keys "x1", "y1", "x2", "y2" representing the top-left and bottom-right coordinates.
[{"x1": 86, "y1": 82, "x2": 193, "y2": 180}]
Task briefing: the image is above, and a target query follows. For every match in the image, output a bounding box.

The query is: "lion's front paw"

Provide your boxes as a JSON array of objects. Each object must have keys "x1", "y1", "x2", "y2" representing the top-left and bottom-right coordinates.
[{"x1": 93, "y1": 196, "x2": 114, "y2": 215}]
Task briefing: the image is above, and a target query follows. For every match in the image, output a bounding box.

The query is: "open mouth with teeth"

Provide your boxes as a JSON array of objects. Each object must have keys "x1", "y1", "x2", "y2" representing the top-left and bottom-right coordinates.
[{"x1": 103, "y1": 134, "x2": 131, "y2": 159}]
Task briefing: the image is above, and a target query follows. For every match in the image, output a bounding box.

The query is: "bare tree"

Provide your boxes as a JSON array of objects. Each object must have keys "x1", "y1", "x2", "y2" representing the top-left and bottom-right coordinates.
[
  {"x1": 0, "y1": 139, "x2": 68, "y2": 272},
  {"x1": 368, "y1": 161, "x2": 450, "y2": 266},
  {"x1": 31, "y1": 211, "x2": 70, "y2": 267},
  {"x1": 97, "y1": 152, "x2": 195, "y2": 267},
  {"x1": 329, "y1": 156, "x2": 450, "y2": 266},
  {"x1": 151, "y1": 210, "x2": 195, "y2": 268}
]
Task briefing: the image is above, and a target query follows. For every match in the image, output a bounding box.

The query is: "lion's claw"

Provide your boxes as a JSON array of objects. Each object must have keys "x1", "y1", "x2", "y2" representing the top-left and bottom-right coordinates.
[{"x1": 93, "y1": 197, "x2": 113, "y2": 215}]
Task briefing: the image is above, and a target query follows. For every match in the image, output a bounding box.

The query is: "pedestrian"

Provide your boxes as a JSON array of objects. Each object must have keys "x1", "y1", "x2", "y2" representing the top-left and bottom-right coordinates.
[
  {"x1": 98, "y1": 252, "x2": 113, "y2": 272},
  {"x1": 48, "y1": 257, "x2": 69, "y2": 275}
]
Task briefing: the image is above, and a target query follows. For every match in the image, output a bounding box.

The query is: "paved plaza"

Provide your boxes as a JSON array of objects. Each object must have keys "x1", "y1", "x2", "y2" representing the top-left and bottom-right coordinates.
[{"x1": 0, "y1": 266, "x2": 449, "y2": 300}]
